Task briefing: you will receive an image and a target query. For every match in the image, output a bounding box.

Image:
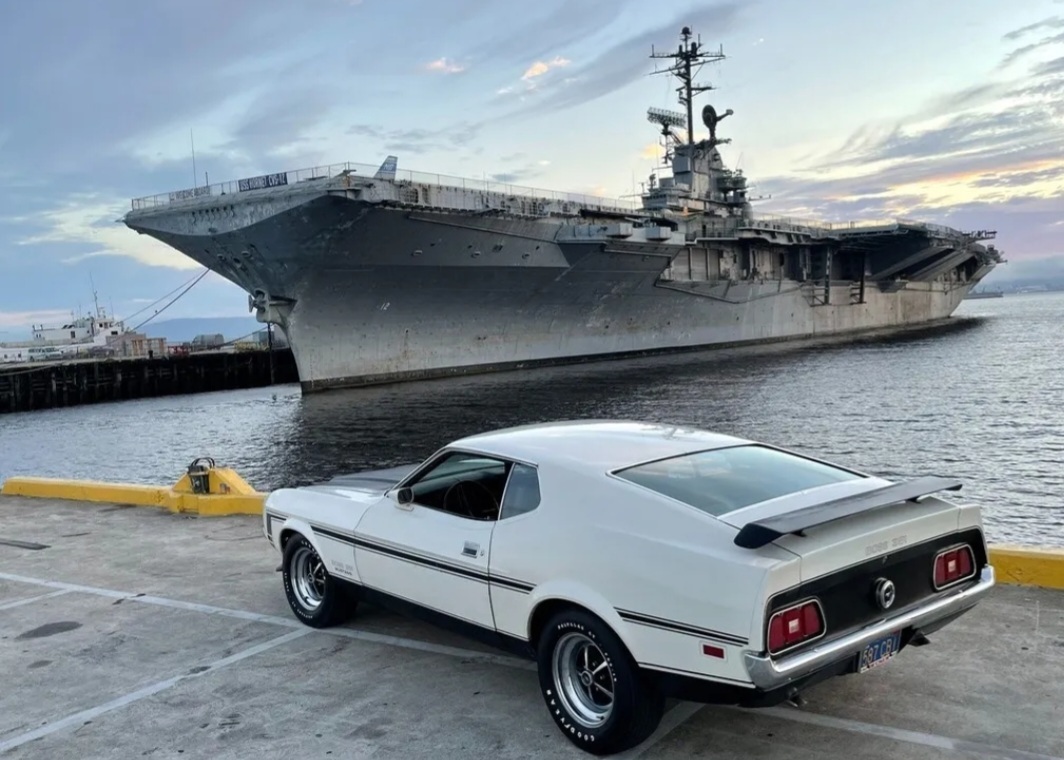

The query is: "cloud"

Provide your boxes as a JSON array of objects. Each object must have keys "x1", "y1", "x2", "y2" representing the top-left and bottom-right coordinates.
[
  {"x1": 0, "y1": 2, "x2": 304, "y2": 179},
  {"x1": 487, "y1": 160, "x2": 555, "y2": 185},
  {"x1": 0, "y1": 309, "x2": 78, "y2": 329},
  {"x1": 495, "y1": 56, "x2": 574, "y2": 98},
  {"x1": 462, "y1": 0, "x2": 629, "y2": 71},
  {"x1": 14, "y1": 195, "x2": 201, "y2": 270},
  {"x1": 521, "y1": 56, "x2": 570, "y2": 81},
  {"x1": 909, "y1": 82, "x2": 1011, "y2": 119},
  {"x1": 1003, "y1": 16, "x2": 1064, "y2": 41},
  {"x1": 758, "y1": 20, "x2": 1064, "y2": 236},
  {"x1": 425, "y1": 57, "x2": 466, "y2": 74},
  {"x1": 0, "y1": 1, "x2": 486, "y2": 183},
  {"x1": 217, "y1": 86, "x2": 340, "y2": 163},
  {"x1": 497, "y1": 3, "x2": 742, "y2": 118},
  {"x1": 816, "y1": 109, "x2": 1051, "y2": 171},
  {"x1": 346, "y1": 122, "x2": 482, "y2": 155},
  {"x1": 1001, "y1": 30, "x2": 1064, "y2": 67},
  {"x1": 1035, "y1": 54, "x2": 1064, "y2": 76}
]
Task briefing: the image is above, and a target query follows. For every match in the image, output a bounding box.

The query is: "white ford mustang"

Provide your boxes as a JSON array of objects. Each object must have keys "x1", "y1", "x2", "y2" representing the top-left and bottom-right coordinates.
[{"x1": 261, "y1": 420, "x2": 995, "y2": 755}]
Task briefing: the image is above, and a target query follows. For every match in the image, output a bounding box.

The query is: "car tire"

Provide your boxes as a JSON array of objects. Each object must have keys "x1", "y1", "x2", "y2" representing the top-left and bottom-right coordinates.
[
  {"x1": 537, "y1": 608, "x2": 665, "y2": 755},
  {"x1": 281, "y1": 534, "x2": 356, "y2": 628}
]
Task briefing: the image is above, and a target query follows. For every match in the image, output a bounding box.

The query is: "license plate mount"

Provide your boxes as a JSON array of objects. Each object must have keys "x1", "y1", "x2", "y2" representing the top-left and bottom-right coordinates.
[{"x1": 857, "y1": 630, "x2": 902, "y2": 673}]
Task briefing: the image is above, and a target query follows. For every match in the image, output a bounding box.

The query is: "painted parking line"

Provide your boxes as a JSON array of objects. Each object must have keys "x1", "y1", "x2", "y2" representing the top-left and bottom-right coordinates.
[
  {"x1": 0, "y1": 588, "x2": 72, "y2": 610},
  {"x1": 1, "y1": 570, "x2": 1059, "y2": 759},
  {"x1": 0, "y1": 629, "x2": 310, "y2": 754},
  {"x1": 0, "y1": 570, "x2": 534, "y2": 670},
  {"x1": 740, "y1": 706, "x2": 1064, "y2": 760}
]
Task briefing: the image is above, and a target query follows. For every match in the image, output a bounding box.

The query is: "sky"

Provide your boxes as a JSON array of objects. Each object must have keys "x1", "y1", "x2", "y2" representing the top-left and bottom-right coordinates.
[{"x1": 1, "y1": 0, "x2": 1062, "y2": 338}]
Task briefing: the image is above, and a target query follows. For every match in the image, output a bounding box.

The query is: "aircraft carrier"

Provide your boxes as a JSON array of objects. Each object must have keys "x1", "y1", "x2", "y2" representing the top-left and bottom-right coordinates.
[{"x1": 123, "y1": 27, "x2": 1003, "y2": 393}]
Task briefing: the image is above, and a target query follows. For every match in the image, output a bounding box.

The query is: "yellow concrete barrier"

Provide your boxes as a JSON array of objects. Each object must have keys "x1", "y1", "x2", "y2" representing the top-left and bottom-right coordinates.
[
  {"x1": 0, "y1": 458, "x2": 264, "y2": 516},
  {"x1": 3, "y1": 469, "x2": 1064, "y2": 591},
  {"x1": 988, "y1": 545, "x2": 1064, "y2": 591}
]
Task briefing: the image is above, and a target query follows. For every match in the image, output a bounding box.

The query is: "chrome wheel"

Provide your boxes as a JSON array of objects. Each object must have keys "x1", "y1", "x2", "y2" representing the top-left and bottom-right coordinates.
[
  {"x1": 551, "y1": 631, "x2": 615, "y2": 728},
  {"x1": 291, "y1": 545, "x2": 327, "y2": 611}
]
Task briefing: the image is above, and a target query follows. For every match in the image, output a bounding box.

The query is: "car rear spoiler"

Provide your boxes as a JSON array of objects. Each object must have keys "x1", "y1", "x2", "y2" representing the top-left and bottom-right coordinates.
[{"x1": 732, "y1": 476, "x2": 963, "y2": 549}]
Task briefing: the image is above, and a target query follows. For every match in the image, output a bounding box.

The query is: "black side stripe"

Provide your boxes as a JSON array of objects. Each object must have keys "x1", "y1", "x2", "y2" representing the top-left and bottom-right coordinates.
[
  {"x1": 639, "y1": 662, "x2": 752, "y2": 686},
  {"x1": 356, "y1": 541, "x2": 487, "y2": 585},
  {"x1": 312, "y1": 526, "x2": 359, "y2": 547},
  {"x1": 264, "y1": 511, "x2": 284, "y2": 539},
  {"x1": 489, "y1": 575, "x2": 535, "y2": 593},
  {"x1": 315, "y1": 526, "x2": 487, "y2": 583},
  {"x1": 617, "y1": 609, "x2": 748, "y2": 646},
  {"x1": 302, "y1": 522, "x2": 534, "y2": 594}
]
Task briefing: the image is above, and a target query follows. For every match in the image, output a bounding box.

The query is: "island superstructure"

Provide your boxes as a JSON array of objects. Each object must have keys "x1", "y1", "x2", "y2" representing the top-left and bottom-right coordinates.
[{"x1": 123, "y1": 27, "x2": 1003, "y2": 392}]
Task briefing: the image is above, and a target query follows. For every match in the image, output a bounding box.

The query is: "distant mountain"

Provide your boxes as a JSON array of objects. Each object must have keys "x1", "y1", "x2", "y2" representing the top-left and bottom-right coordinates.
[
  {"x1": 982, "y1": 253, "x2": 1064, "y2": 291},
  {"x1": 142, "y1": 316, "x2": 265, "y2": 343}
]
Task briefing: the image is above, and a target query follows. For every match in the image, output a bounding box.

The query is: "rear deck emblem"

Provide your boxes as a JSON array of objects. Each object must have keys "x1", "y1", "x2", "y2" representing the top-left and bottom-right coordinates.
[{"x1": 874, "y1": 578, "x2": 896, "y2": 610}]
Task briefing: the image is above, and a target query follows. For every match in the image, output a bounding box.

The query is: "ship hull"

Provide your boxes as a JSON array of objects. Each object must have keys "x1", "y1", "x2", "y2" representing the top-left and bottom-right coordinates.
[
  {"x1": 125, "y1": 187, "x2": 995, "y2": 393},
  {"x1": 284, "y1": 263, "x2": 971, "y2": 391},
  {"x1": 129, "y1": 200, "x2": 983, "y2": 391}
]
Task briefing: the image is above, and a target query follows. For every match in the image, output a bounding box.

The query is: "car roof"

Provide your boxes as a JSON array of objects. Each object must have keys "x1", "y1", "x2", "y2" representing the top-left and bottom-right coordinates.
[{"x1": 449, "y1": 420, "x2": 752, "y2": 471}]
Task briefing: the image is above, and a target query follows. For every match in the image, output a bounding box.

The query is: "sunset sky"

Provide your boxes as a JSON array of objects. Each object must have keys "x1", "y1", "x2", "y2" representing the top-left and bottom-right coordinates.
[{"x1": 1, "y1": 0, "x2": 1061, "y2": 335}]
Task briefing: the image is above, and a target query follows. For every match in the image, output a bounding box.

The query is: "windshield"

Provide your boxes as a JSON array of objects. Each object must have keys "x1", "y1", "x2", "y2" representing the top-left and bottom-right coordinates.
[{"x1": 613, "y1": 445, "x2": 863, "y2": 516}]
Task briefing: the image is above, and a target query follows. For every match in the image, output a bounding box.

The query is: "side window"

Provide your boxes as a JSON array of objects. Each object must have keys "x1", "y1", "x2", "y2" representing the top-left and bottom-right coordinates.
[
  {"x1": 405, "y1": 450, "x2": 511, "y2": 521},
  {"x1": 500, "y1": 463, "x2": 541, "y2": 520}
]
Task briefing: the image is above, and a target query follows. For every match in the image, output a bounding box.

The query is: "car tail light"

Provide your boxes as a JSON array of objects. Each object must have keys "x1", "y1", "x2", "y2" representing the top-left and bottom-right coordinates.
[
  {"x1": 767, "y1": 599, "x2": 824, "y2": 655},
  {"x1": 933, "y1": 545, "x2": 975, "y2": 589}
]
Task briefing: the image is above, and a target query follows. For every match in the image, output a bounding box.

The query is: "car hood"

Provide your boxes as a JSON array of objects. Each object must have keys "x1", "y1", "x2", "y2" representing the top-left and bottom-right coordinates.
[{"x1": 304, "y1": 464, "x2": 418, "y2": 500}]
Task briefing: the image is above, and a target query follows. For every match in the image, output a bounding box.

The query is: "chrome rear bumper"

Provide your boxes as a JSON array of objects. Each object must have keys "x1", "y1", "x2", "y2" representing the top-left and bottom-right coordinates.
[{"x1": 744, "y1": 565, "x2": 995, "y2": 691}]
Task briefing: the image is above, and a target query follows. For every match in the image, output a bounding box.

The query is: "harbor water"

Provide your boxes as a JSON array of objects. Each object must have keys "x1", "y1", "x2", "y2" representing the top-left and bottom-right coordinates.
[{"x1": 1, "y1": 292, "x2": 1061, "y2": 547}]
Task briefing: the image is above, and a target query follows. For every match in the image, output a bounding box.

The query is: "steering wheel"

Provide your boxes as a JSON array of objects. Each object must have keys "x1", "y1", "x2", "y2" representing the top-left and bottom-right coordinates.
[{"x1": 443, "y1": 480, "x2": 499, "y2": 520}]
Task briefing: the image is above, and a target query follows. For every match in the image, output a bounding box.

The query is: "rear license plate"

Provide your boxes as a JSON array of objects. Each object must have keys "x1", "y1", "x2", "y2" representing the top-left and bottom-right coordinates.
[{"x1": 857, "y1": 631, "x2": 901, "y2": 673}]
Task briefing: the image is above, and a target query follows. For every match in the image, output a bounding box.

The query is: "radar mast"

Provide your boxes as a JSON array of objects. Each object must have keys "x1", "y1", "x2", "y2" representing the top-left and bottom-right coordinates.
[
  {"x1": 649, "y1": 26, "x2": 726, "y2": 145},
  {"x1": 642, "y1": 28, "x2": 749, "y2": 217}
]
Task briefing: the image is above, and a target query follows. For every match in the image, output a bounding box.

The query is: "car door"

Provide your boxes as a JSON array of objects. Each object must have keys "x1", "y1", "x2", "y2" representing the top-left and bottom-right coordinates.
[{"x1": 352, "y1": 450, "x2": 509, "y2": 630}]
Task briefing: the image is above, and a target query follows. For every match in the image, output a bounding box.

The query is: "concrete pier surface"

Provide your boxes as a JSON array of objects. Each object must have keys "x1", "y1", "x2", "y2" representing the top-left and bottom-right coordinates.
[{"x1": 1, "y1": 496, "x2": 1062, "y2": 759}]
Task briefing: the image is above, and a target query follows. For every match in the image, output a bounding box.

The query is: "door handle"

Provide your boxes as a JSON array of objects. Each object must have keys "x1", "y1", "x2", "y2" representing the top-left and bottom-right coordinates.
[{"x1": 462, "y1": 541, "x2": 480, "y2": 558}]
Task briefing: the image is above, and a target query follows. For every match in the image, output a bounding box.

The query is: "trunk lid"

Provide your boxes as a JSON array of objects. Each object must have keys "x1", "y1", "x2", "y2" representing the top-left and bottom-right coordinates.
[
  {"x1": 718, "y1": 476, "x2": 986, "y2": 648},
  {"x1": 717, "y1": 476, "x2": 964, "y2": 580}
]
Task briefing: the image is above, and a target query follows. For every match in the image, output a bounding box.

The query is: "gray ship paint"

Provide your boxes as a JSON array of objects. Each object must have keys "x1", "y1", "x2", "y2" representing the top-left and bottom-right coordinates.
[{"x1": 123, "y1": 27, "x2": 1002, "y2": 393}]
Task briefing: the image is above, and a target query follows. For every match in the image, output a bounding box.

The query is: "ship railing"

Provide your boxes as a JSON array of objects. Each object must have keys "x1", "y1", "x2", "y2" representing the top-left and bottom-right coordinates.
[
  {"x1": 895, "y1": 218, "x2": 964, "y2": 236},
  {"x1": 820, "y1": 218, "x2": 898, "y2": 230},
  {"x1": 750, "y1": 213, "x2": 969, "y2": 236},
  {"x1": 748, "y1": 213, "x2": 908, "y2": 232},
  {"x1": 129, "y1": 161, "x2": 640, "y2": 213}
]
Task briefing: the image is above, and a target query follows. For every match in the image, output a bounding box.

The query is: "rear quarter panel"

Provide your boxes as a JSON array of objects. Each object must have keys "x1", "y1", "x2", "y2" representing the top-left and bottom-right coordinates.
[{"x1": 488, "y1": 463, "x2": 799, "y2": 685}]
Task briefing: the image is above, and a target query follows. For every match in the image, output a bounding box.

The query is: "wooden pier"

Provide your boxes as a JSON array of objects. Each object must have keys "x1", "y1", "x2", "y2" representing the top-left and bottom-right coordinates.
[{"x1": 0, "y1": 349, "x2": 298, "y2": 414}]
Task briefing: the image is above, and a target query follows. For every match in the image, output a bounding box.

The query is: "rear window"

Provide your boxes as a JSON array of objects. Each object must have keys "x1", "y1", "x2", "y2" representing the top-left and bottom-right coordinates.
[{"x1": 612, "y1": 445, "x2": 862, "y2": 516}]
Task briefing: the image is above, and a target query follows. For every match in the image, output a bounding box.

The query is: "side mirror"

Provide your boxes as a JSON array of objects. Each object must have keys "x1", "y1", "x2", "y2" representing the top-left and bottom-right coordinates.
[{"x1": 395, "y1": 487, "x2": 414, "y2": 506}]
